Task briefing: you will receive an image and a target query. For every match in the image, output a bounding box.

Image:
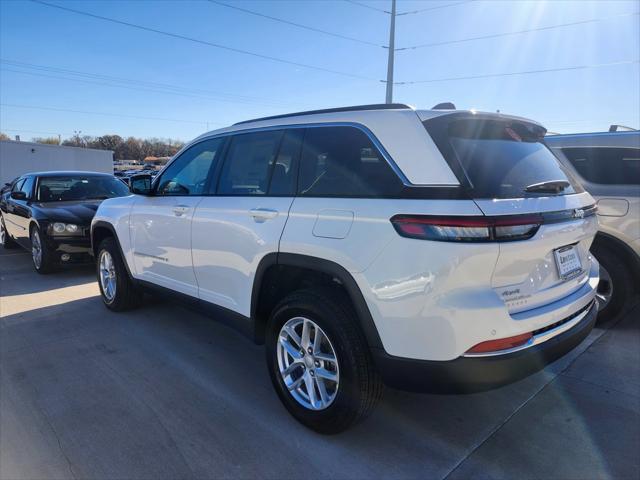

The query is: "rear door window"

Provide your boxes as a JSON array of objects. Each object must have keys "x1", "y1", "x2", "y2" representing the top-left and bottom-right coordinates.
[
  {"x1": 561, "y1": 147, "x2": 640, "y2": 185},
  {"x1": 424, "y1": 116, "x2": 580, "y2": 199},
  {"x1": 298, "y1": 126, "x2": 402, "y2": 197}
]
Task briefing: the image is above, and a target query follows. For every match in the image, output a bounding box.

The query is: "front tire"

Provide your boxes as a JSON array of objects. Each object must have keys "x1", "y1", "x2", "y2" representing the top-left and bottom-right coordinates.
[
  {"x1": 266, "y1": 288, "x2": 383, "y2": 434},
  {"x1": 97, "y1": 237, "x2": 141, "y2": 311},
  {"x1": 0, "y1": 214, "x2": 18, "y2": 249},
  {"x1": 30, "y1": 226, "x2": 55, "y2": 274}
]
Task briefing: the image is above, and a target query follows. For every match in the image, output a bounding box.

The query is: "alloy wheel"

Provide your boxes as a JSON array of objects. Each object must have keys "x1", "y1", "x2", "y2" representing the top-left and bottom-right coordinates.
[
  {"x1": 0, "y1": 218, "x2": 5, "y2": 245},
  {"x1": 99, "y1": 250, "x2": 117, "y2": 302},
  {"x1": 31, "y1": 230, "x2": 42, "y2": 269},
  {"x1": 277, "y1": 316, "x2": 340, "y2": 411}
]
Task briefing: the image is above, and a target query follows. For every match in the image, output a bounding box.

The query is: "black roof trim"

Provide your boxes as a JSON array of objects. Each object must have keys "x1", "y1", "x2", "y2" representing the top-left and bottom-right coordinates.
[
  {"x1": 25, "y1": 171, "x2": 115, "y2": 177},
  {"x1": 233, "y1": 103, "x2": 413, "y2": 126}
]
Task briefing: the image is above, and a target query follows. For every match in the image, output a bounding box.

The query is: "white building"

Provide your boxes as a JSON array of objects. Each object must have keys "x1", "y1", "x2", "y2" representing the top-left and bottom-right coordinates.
[{"x1": 0, "y1": 140, "x2": 113, "y2": 185}]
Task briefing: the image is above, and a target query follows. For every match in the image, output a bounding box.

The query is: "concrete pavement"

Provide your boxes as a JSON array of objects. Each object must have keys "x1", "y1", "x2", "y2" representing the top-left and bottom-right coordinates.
[{"x1": 1, "y1": 248, "x2": 638, "y2": 479}]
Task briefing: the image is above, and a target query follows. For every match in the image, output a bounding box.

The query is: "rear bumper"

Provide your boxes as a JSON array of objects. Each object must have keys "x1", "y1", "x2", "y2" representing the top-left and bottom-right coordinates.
[{"x1": 372, "y1": 300, "x2": 597, "y2": 393}]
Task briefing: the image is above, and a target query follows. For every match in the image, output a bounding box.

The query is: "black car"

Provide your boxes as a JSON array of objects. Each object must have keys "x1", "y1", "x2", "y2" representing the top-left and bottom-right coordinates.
[{"x1": 0, "y1": 171, "x2": 130, "y2": 273}]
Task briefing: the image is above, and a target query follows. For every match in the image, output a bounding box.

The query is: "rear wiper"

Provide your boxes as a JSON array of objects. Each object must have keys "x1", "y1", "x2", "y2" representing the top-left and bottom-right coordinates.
[{"x1": 524, "y1": 180, "x2": 570, "y2": 194}]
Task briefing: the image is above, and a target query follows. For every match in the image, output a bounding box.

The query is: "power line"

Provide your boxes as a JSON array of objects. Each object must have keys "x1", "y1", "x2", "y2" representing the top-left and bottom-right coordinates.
[
  {"x1": 207, "y1": 0, "x2": 384, "y2": 48},
  {"x1": 1, "y1": 66, "x2": 244, "y2": 105},
  {"x1": 30, "y1": 0, "x2": 378, "y2": 82},
  {"x1": 397, "y1": 11, "x2": 640, "y2": 50},
  {"x1": 397, "y1": 0, "x2": 475, "y2": 16},
  {"x1": 343, "y1": 0, "x2": 390, "y2": 14},
  {"x1": 0, "y1": 59, "x2": 296, "y2": 108},
  {"x1": 393, "y1": 59, "x2": 639, "y2": 85},
  {"x1": 0, "y1": 103, "x2": 218, "y2": 126},
  {"x1": 2, "y1": 66, "x2": 285, "y2": 108},
  {"x1": 1, "y1": 128, "x2": 76, "y2": 136}
]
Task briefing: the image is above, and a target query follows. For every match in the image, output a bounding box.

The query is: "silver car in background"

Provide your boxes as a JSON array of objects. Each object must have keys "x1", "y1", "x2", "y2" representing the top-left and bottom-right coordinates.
[{"x1": 546, "y1": 129, "x2": 640, "y2": 321}]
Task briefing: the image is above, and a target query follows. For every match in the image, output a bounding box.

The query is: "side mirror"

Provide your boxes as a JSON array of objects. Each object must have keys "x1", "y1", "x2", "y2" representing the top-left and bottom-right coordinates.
[
  {"x1": 130, "y1": 174, "x2": 153, "y2": 195},
  {"x1": 10, "y1": 191, "x2": 27, "y2": 200}
]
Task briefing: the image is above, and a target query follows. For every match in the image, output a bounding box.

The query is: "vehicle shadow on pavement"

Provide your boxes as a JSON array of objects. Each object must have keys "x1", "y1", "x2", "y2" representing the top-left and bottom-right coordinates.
[
  {"x1": 1, "y1": 289, "x2": 638, "y2": 479},
  {"x1": 0, "y1": 248, "x2": 95, "y2": 297}
]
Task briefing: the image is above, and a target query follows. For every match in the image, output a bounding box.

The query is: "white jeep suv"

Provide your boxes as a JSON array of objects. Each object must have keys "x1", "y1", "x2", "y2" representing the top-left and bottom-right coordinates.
[{"x1": 92, "y1": 104, "x2": 599, "y2": 433}]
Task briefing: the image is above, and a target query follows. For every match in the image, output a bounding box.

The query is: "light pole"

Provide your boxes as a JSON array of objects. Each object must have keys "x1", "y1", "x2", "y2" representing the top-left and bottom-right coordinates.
[{"x1": 385, "y1": 0, "x2": 396, "y2": 103}]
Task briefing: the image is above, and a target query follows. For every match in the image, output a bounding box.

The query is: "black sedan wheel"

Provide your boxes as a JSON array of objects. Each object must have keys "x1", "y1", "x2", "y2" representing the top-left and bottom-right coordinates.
[
  {"x1": 0, "y1": 215, "x2": 18, "y2": 249},
  {"x1": 30, "y1": 226, "x2": 55, "y2": 274}
]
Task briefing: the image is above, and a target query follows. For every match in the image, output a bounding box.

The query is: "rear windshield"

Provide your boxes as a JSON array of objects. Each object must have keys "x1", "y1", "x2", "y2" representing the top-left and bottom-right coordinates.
[
  {"x1": 424, "y1": 116, "x2": 581, "y2": 199},
  {"x1": 37, "y1": 176, "x2": 130, "y2": 202}
]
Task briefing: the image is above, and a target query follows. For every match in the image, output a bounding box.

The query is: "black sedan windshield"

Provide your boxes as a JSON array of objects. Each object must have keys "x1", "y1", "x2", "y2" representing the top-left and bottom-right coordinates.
[{"x1": 37, "y1": 176, "x2": 129, "y2": 202}]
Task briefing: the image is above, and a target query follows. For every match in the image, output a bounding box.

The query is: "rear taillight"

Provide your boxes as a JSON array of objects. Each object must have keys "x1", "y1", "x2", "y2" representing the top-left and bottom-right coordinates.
[
  {"x1": 390, "y1": 214, "x2": 542, "y2": 242},
  {"x1": 466, "y1": 332, "x2": 533, "y2": 354}
]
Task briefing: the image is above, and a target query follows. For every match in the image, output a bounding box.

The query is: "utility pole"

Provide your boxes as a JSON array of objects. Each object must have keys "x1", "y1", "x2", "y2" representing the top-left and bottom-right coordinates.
[{"x1": 385, "y1": 0, "x2": 396, "y2": 104}]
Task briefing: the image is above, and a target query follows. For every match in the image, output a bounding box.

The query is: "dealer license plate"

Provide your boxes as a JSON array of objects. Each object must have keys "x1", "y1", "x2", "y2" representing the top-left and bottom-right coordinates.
[{"x1": 554, "y1": 244, "x2": 583, "y2": 280}]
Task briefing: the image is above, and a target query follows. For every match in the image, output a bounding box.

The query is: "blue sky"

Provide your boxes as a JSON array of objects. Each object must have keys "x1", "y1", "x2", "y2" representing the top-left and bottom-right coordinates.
[{"x1": 1, "y1": 0, "x2": 638, "y2": 142}]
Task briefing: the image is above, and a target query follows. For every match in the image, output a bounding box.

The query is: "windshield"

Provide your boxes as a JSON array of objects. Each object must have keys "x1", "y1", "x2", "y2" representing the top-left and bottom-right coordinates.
[
  {"x1": 424, "y1": 116, "x2": 582, "y2": 199},
  {"x1": 37, "y1": 176, "x2": 130, "y2": 202}
]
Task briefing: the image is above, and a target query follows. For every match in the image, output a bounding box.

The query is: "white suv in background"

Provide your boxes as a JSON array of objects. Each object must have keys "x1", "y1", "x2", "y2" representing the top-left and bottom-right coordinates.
[
  {"x1": 92, "y1": 104, "x2": 599, "y2": 433},
  {"x1": 546, "y1": 130, "x2": 640, "y2": 321}
]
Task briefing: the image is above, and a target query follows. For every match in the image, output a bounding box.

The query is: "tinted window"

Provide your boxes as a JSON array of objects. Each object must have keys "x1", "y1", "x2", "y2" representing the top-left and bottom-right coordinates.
[
  {"x1": 217, "y1": 130, "x2": 283, "y2": 195},
  {"x1": 156, "y1": 138, "x2": 224, "y2": 196},
  {"x1": 561, "y1": 147, "x2": 640, "y2": 185},
  {"x1": 298, "y1": 126, "x2": 402, "y2": 197},
  {"x1": 269, "y1": 129, "x2": 303, "y2": 195},
  {"x1": 424, "y1": 117, "x2": 580, "y2": 199},
  {"x1": 11, "y1": 178, "x2": 25, "y2": 193},
  {"x1": 37, "y1": 176, "x2": 129, "y2": 201},
  {"x1": 20, "y1": 176, "x2": 35, "y2": 198}
]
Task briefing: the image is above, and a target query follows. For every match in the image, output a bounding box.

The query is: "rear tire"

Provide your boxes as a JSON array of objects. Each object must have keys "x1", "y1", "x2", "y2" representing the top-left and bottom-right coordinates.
[
  {"x1": 265, "y1": 288, "x2": 383, "y2": 434},
  {"x1": 97, "y1": 237, "x2": 141, "y2": 311},
  {"x1": 0, "y1": 214, "x2": 18, "y2": 249},
  {"x1": 592, "y1": 244, "x2": 634, "y2": 323}
]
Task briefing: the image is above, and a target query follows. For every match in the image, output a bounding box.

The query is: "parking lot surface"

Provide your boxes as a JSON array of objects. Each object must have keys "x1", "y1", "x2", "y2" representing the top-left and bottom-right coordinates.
[{"x1": 1, "y1": 247, "x2": 639, "y2": 480}]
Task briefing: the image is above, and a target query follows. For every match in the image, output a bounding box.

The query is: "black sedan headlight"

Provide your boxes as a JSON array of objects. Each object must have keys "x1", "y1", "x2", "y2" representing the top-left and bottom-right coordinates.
[{"x1": 49, "y1": 222, "x2": 83, "y2": 235}]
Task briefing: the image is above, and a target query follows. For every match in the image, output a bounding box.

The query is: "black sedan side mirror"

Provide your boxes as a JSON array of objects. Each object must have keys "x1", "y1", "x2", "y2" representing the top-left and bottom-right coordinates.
[
  {"x1": 10, "y1": 191, "x2": 27, "y2": 200},
  {"x1": 130, "y1": 173, "x2": 153, "y2": 195}
]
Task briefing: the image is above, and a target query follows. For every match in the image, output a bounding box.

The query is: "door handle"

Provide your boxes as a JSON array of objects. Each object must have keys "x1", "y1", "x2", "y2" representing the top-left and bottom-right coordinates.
[
  {"x1": 249, "y1": 208, "x2": 278, "y2": 222},
  {"x1": 172, "y1": 205, "x2": 190, "y2": 217}
]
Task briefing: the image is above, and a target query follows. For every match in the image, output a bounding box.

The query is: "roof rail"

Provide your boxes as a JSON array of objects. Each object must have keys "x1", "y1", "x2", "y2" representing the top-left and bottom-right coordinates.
[
  {"x1": 233, "y1": 103, "x2": 413, "y2": 126},
  {"x1": 609, "y1": 124, "x2": 637, "y2": 132}
]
